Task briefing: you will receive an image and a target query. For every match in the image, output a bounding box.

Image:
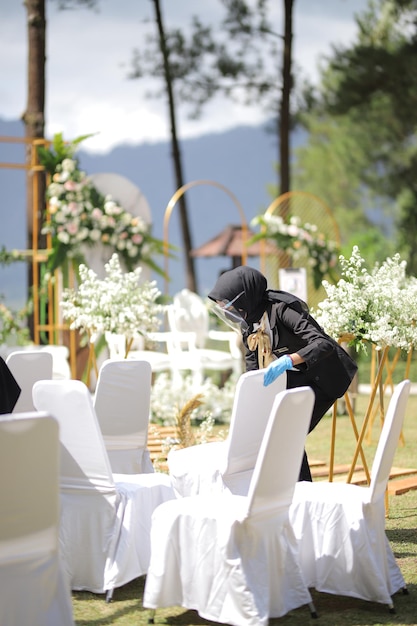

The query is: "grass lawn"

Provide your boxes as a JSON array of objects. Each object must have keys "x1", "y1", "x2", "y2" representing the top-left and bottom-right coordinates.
[{"x1": 72, "y1": 391, "x2": 417, "y2": 625}]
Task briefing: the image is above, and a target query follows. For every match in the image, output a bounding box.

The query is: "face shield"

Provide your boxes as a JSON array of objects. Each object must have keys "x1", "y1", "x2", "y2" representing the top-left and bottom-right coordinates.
[{"x1": 208, "y1": 290, "x2": 249, "y2": 334}]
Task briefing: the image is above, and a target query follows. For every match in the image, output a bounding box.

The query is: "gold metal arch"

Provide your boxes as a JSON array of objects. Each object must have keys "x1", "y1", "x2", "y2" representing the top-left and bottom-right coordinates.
[
  {"x1": 163, "y1": 179, "x2": 248, "y2": 295},
  {"x1": 264, "y1": 191, "x2": 341, "y2": 243},
  {"x1": 259, "y1": 191, "x2": 341, "y2": 307}
]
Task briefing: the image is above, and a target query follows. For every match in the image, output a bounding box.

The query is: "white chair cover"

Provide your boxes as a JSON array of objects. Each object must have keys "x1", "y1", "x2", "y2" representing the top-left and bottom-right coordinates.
[
  {"x1": 2, "y1": 344, "x2": 71, "y2": 380},
  {"x1": 93, "y1": 358, "x2": 154, "y2": 474},
  {"x1": 289, "y1": 379, "x2": 411, "y2": 610},
  {"x1": 6, "y1": 350, "x2": 53, "y2": 412},
  {"x1": 0, "y1": 413, "x2": 74, "y2": 626},
  {"x1": 168, "y1": 369, "x2": 287, "y2": 496},
  {"x1": 32, "y1": 379, "x2": 175, "y2": 598},
  {"x1": 144, "y1": 387, "x2": 316, "y2": 625}
]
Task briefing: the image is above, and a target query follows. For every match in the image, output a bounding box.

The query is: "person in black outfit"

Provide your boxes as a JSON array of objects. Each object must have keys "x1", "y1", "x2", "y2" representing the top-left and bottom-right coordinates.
[
  {"x1": 208, "y1": 265, "x2": 358, "y2": 481},
  {"x1": 0, "y1": 356, "x2": 21, "y2": 414}
]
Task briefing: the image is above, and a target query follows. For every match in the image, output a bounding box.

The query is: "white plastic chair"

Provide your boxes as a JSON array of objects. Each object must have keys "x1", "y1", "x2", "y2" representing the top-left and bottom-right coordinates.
[
  {"x1": 144, "y1": 387, "x2": 316, "y2": 626},
  {"x1": 166, "y1": 288, "x2": 243, "y2": 385},
  {"x1": 93, "y1": 358, "x2": 154, "y2": 474},
  {"x1": 6, "y1": 350, "x2": 53, "y2": 412},
  {"x1": 168, "y1": 369, "x2": 287, "y2": 497},
  {"x1": 105, "y1": 332, "x2": 173, "y2": 374},
  {"x1": 289, "y1": 379, "x2": 411, "y2": 612},
  {"x1": 32, "y1": 379, "x2": 176, "y2": 602},
  {"x1": 0, "y1": 412, "x2": 74, "y2": 626}
]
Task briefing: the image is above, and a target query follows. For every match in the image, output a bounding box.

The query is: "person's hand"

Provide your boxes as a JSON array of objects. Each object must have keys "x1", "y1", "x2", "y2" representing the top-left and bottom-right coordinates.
[{"x1": 263, "y1": 355, "x2": 293, "y2": 387}]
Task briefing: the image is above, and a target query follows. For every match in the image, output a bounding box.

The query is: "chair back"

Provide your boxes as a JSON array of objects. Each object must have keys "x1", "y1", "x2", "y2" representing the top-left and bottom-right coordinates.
[
  {"x1": 33, "y1": 379, "x2": 115, "y2": 494},
  {"x1": 168, "y1": 289, "x2": 209, "y2": 348},
  {"x1": 6, "y1": 350, "x2": 53, "y2": 412},
  {"x1": 0, "y1": 413, "x2": 75, "y2": 625},
  {"x1": 93, "y1": 359, "x2": 153, "y2": 473},
  {"x1": 369, "y1": 379, "x2": 411, "y2": 503},
  {"x1": 223, "y1": 369, "x2": 287, "y2": 477},
  {"x1": 0, "y1": 412, "x2": 59, "y2": 559},
  {"x1": 247, "y1": 386, "x2": 314, "y2": 518}
]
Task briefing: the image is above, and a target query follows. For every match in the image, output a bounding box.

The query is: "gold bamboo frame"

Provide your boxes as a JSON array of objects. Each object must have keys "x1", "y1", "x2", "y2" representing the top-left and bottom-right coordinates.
[{"x1": 0, "y1": 136, "x2": 78, "y2": 378}]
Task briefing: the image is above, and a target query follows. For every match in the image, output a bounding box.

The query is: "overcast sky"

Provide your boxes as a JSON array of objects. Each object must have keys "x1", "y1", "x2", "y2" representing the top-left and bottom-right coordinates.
[{"x1": 1, "y1": 0, "x2": 368, "y2": 154}]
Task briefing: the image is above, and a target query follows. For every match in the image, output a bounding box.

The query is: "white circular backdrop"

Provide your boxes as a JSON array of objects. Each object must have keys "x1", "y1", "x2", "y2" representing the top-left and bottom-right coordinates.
[{"x1": 83, "y1": 172, "x2": 152, "y2": 280}]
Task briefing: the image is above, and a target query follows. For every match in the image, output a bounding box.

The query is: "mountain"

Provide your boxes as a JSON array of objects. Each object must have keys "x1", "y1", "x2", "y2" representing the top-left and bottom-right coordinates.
[
  {"x1": 0, "y1": 119, "x2": 28, "y2": 309},
  {"x1": 0, "y1": 118, "x2": 290, "y2": 307}
]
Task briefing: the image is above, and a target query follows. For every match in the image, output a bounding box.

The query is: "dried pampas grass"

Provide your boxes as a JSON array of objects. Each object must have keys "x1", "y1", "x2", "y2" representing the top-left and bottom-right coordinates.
[{"x1": 175, "y1": 393, "x2": 204, "y2": 448}]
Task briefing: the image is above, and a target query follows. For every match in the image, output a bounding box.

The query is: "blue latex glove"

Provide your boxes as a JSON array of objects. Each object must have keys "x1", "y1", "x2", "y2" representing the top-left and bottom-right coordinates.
[{"x1": 263, "y1": 355, "x2": 293, "y2": 387}]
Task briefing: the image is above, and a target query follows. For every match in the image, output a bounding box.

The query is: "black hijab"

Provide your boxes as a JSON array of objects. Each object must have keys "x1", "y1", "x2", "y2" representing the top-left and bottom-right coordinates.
[{"x1": 208, "y1": 266, "x2": 269, "y2": 327}]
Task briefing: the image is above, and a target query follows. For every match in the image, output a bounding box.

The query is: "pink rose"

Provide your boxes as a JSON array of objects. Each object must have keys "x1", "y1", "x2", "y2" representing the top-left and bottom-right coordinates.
[{"x1": 64, "y1": 180, "x2": 77, "y2": 191}]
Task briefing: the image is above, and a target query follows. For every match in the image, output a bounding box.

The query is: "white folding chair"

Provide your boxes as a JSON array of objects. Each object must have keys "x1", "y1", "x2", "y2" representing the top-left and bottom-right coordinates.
[
  {"x1": 144, "y1": 387, "x2": 316, "y2": 625},
  {"x1": 106, "y1": 332, "x2": 173, "y2": 374},
  {"x1": 32, "y1": 379, "x2": 175, "y2": 602},
  {"x1": 0, "y1": 413, "x2": 74, "y2": 626},
  {"x1": 6, "y1": 350, "x2": 53, "y2": 412},
  {"x1": 166, "y1": 288, "x2": 243, "y2": 385},
  {"x1": 93, "y1": 358, "x2": 154, "y2": 474},
  {"x1": 168, "y1": 369, "x2": 287, "y2": 496},
  {"x1": 290, "y1": 379, "x2": 411, "y2": 612}
]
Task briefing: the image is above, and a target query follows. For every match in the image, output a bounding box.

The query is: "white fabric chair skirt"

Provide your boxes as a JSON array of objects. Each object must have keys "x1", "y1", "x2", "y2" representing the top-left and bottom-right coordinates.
[
  {"x1": 289, "y1": 380, "x2": 411, "y2": 610},
  {"x1": 290, "y1": 481, "x2": 405, "y2": 606},
  {"x1": 144, "y1": 495, "x2": 313, "y2": 626},
  {"x1": 144, "y1": 387, "x2": 316, "y2": 625},
  {"x1": 1, "y1": 545, "x2": 74, "y2": 626}
]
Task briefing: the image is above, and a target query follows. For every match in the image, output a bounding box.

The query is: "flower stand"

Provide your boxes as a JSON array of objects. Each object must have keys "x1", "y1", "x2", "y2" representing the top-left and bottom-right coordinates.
[{"x1": 329, "y1": 337, "x2": 390, "y2": 485}]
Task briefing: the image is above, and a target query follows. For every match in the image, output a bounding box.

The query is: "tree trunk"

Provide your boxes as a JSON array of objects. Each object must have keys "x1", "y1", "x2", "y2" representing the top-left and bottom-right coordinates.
[
  {"x1": 22, "y1": 0, "x2": 47, "y2": 337},
  {"x1": 153, "y1": 0, "x2": 197, "y2": 293},
  {"x1": 279, "y1": 0, "x2": 293, "y2": 199}
]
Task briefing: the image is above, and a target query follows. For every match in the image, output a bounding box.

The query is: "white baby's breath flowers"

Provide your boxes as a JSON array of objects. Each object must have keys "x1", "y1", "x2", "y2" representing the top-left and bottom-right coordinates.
[
  {"x1": 313, "y1": 246, "x2": 417, "y2": 353},
  {"x1": 150, "y1": 372, "x2": 237, "y2": 426},
  {"x1": 60, "y1": 253, "x2": 163, "y2": 341}
]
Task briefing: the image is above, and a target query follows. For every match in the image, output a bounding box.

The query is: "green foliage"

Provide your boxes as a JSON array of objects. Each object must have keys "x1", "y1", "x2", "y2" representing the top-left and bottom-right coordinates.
[
  {"x1": 342, "y1": 226, "x2": 395, "y2": 267},
  {"x1": 0, "y1": 247, "x2": 28, "y2": 266},
  {"x1": 292, "y1": 0, "x2": 417, "y2": 274},
  {"x1": 309, "y1": 0, "x2": 417, "y2": 273},
  {"x1": 292, "y1": 114, "x2": 372, "y2": 243},
  {"x1": 37, "y1": 131, "x2": 96, "y2": 175},
  {"x1": 396, "y1": 185, "x2": 417, "y2": 275}
]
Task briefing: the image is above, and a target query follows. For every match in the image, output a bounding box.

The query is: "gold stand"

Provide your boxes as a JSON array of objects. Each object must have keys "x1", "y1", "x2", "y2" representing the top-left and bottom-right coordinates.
[{"x1": 329, "y1": 339, "x2": 390, "y2": 485}]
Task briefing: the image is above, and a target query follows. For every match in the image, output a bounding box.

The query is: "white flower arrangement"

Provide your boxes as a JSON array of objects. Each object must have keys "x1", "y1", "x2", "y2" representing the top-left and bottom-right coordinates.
[
  {"x1": 150, "y1": 371, "x2": 237, "y2": 426},
  {"x1": 38, "y1": 133, "x2": 164, "y2": 275},
  {"x1": 313, "y1": 246, "x2": 417, "y2": 353},
  {"x1": 60, "y1": 253, "x2": 163, "y2": 342},
  {"x1": 250, "y1": 213, "x2": 340, "y2": 289}
]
